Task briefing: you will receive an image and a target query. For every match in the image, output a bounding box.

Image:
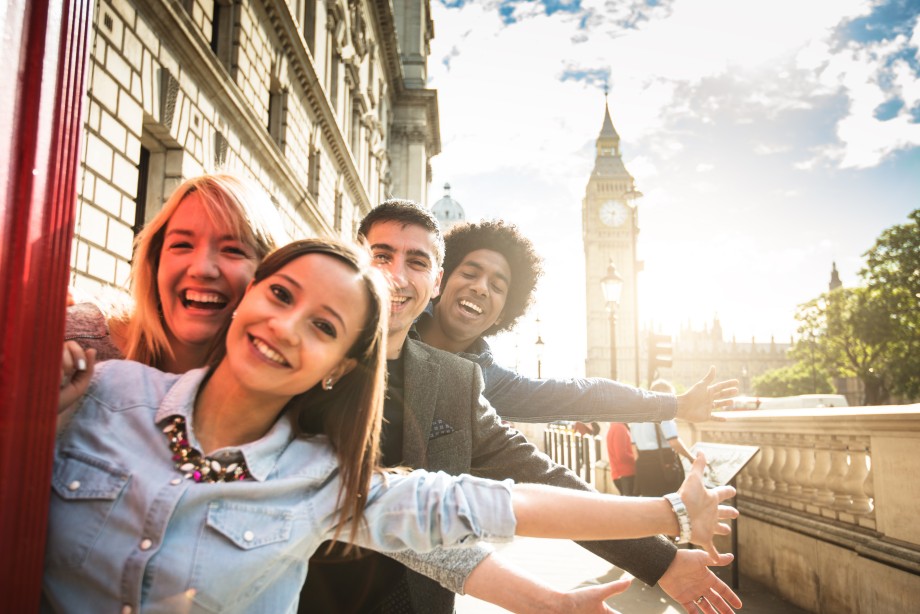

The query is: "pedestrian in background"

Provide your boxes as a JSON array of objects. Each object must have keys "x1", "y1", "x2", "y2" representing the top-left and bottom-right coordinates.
[
  {"x1": 606, "y1": 422, "x2": 637, "y2": 496},
  {"x1": 630, "y1": 380, "x2": 696, "y2": 497}
]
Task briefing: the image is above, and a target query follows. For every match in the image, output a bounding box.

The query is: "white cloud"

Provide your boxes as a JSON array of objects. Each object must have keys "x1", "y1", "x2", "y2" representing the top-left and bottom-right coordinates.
[{"x1": 427, "y1": 0, "x2": 919, "y2": 368}]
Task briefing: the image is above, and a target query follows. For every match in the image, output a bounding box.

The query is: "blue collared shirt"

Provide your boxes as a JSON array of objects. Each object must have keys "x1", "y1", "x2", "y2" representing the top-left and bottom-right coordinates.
[
  {"x1": 414, "y1": 304, "x2": 677, "y2": 423},
  {"x1": 44, "y1": 361, "x2": 515, "y2": 613},
  {"x1": 628, "y1": 420, "x2": 680, "y2": 451}
]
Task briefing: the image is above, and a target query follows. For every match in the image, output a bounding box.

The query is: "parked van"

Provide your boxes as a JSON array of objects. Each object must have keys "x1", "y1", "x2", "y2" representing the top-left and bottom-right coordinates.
[{"x1": 725, "y1": 394, "x2": 849, "y2": 411}]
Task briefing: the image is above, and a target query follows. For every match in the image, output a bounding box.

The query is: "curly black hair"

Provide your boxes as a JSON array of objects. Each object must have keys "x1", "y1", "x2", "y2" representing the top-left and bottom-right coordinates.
[{"x1": 440, "y1": 220, "x2": 544, "y2": 337}]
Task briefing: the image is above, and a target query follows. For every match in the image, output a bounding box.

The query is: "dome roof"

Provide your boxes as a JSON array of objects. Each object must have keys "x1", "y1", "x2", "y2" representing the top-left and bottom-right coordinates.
[{"x1": 432, "y1": 182, "x2": 466, "y2": 230}]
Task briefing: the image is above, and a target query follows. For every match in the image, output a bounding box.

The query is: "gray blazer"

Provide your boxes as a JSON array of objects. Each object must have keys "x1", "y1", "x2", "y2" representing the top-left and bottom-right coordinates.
[{"x1": 393, "y1": 339, "x2": 677, "y2": 612}]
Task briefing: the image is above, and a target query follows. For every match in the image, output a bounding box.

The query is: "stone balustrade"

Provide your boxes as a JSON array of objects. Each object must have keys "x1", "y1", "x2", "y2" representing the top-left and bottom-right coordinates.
[{"x1": 680, "y1": 404, "x2": 920, "y2": 613}]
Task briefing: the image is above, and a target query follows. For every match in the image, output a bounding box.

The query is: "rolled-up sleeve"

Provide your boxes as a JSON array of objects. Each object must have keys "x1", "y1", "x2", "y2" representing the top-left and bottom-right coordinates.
[{"x1": 352, "y1": 471, "x2": 516, "y2": 554}]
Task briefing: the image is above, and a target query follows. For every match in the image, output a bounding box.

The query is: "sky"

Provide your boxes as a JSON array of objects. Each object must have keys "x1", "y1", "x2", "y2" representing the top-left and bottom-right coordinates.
[{"x1": 426, "y1": 0, "x2": 920, "y2": 379}]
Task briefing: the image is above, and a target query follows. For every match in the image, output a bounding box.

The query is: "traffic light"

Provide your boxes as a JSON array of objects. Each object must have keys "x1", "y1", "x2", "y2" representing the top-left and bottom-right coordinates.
[{"x1": 648, "y1": 332, "x2": 672, "y2": 386}]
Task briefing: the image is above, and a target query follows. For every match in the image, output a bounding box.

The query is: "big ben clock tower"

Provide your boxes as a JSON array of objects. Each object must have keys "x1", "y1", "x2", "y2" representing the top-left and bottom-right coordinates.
[{"x1": 583, "y1": 100, "x2": 641, "y2": 384}]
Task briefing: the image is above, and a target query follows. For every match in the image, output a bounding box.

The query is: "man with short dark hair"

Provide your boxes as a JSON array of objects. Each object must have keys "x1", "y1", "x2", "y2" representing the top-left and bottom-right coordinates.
[{"x1": 300, "y1": 204, "x2": 740, "y2": 613}]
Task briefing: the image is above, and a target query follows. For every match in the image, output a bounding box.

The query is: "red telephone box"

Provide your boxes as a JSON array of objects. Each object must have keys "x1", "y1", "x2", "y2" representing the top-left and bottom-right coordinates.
[{"x1": 0, "y1": 0, "x2": 93, "y2": 607}]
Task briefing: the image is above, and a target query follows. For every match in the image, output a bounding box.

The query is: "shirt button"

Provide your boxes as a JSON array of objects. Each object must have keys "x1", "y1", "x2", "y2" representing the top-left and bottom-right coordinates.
[
  {"x1": 243, "y1": 530, "x2": 255, "y2": 542},
  {"x1": 67, "y1": 480, "x2": 80, "y2": 491},
  {"x1": 139, "y1": 538, "x2": 153, "y2": 551},
  {"x1": 170, "y1": 478, "x2": 182, "y2": 485},
  {"x1": 122, "y1": 606, "x2": 132, "y2": 614}
]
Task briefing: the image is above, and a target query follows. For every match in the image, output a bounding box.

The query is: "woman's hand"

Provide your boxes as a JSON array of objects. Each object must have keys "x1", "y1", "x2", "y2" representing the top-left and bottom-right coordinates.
[
  {"x1": 60, "y1": 341, "x2": 95, "y2": 410},
  {"x1": 555, "y1": 577, "x2": 632, "y2": 613},
  {"x1": 677, "y1": 453, "x2": 738, "y2": 561}
]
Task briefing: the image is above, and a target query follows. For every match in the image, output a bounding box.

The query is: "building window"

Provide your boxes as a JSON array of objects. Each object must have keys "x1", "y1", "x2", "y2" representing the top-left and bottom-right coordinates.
[
  {"x1": 350, "y1": 101, "x2": 361, "y2": 156},
  {"x1": 303, "y1": 0, "x2": 317, "y2": 55},
  {"x1": 268, "y1": 77, "x2": 288, "y2": 151},
  {"x1": 334, "y1": 186, "x2": 343, "y2": 232},
  {"x1": 329, "y1": 51, "x2": 339, "y2": 110},
  {"x1": 134, "y1": 146, "x2": 150, "y2": 236},
  {"x1": 308, "y1": 144, "x2": 321, "y2": 199},
  {"x1": 138, "y1": 127, "x2": 183, "y2": 230},
  {"x1": 211, "y1": 0, "x2": 238, "y2": 76}
]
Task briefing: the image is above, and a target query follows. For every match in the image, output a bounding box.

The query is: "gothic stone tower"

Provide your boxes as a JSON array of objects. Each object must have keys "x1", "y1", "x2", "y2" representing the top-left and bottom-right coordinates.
[{"x1": 583, "y1": 102, "x2": 641, "y2": 384}]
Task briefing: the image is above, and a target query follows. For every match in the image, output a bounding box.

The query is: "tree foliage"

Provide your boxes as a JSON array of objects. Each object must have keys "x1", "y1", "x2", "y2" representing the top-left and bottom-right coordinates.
[
  {"x1": 752, "y1": 361, "x2": 834, "y2": 397},
  {"x1": 755, "y1": 209, "x2": 919, "y2": 404},
  {"x1": 793, "y1": 287, "x2": 894, "y2": 405},
  {"x1": 858, "y1": 209, "x2": 920, "y2": 400}
]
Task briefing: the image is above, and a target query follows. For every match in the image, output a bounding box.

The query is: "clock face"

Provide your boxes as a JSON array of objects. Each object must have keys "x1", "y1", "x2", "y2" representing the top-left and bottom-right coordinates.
[{"x1": 600, "y1": 201, "x2": 629, "y2": 227}]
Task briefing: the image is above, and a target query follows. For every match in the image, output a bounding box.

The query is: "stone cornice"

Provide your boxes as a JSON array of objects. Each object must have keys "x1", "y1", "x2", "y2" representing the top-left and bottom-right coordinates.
[
  {"x1": 392, "y1": 87, "x2": 440, "y2": 155},
  {"x1": 369, "y1": 0, "x2": 404, "y2": 90},
  {"x1": 131, "y1": 0, "x2": 334, "y2": 234},
  {"x1": 262, "y1": 0, "x2": 372, "y2": 220},
  {"x1": 369, "y1": 0, "x2": 440, "y2": 156}
]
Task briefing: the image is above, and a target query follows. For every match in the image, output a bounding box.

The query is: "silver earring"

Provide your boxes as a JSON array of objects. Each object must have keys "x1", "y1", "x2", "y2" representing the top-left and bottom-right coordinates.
[
  {"x1": 231, "y1": 311, "x2": 236, "y2": 320},
  {"x1": 323, "y1": 377, "x2": 334, "y2": 391}
]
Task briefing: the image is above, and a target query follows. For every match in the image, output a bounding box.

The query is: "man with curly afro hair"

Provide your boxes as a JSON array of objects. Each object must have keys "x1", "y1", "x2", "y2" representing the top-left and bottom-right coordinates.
[
  {"x1": 415, "y1": 220, "x2": 740, "y2": 427},
  {"x1": 430, "y1": 219, "x2": 544, "y2": 344}
]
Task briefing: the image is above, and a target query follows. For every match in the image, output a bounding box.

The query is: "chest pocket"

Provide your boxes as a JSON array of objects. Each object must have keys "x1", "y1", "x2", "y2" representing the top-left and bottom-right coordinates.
[
  {"x1": 190, "y1": 502, "x2": 301, "y2": 612},
  {"x1": 48, "y1": 452, "x2": 130, "y2": 568},
  {"x1": 424, "y1": 430, "x2": 471, "y2": 474}
]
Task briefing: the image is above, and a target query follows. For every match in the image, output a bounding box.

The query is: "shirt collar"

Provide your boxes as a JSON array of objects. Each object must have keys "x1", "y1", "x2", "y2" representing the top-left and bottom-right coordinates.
[{"x1": 155, "y1": 368, "x2": 296, "y2": 482}]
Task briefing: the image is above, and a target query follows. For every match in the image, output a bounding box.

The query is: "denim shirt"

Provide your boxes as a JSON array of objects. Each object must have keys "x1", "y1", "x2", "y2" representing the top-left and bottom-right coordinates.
[
  {"x1": 415, "y1": 304, "x2": 677, "y2": 423},
  {"x1": 44, "y1": 361, "x2": 515, "y2": 613}
]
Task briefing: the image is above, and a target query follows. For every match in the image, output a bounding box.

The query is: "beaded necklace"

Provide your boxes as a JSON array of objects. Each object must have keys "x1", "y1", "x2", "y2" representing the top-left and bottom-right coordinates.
[{"x1": 163, "y1": 416, "x2": 251, "y2": 483}]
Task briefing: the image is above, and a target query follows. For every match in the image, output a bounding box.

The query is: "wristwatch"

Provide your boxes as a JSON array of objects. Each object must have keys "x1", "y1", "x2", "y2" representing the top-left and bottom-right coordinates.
[{"x1": 664, "y1": 492, "x2": 692, "y2": 544}]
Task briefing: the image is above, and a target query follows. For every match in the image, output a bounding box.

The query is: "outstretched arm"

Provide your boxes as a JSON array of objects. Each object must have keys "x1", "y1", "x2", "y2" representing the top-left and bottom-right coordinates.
[
  {"x1": 464, "y1": 554, "x2": 631, "y2": 614},
  {"x1": 511, "y1": 455, "x2": 737, "y2": 560}
]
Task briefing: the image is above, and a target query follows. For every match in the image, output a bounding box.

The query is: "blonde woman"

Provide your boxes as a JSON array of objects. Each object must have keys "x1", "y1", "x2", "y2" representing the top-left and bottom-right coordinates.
[{"x1": 65, "y1": 173, "x2": 284, "y2": 372}]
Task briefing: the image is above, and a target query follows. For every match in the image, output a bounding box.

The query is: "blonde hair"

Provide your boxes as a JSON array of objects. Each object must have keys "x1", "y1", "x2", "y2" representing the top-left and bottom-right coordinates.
[{"x1": 121, "y1": 173, "x2": 283, "y2": 369}]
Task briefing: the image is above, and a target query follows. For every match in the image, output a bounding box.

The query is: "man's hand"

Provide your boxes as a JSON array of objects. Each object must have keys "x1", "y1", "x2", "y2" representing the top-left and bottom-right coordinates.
[
  {"x1": 658, "y1": 550, "x2": 743, "y2": 613},
  {"x1": 60, "y1": 341, "x2": 95, "y2": 410},
  {"x1": 675, "y1": 367, "x2": 740, "y2": 423},
  {"x1": 678, "y1": 454, "x2": 738, "y2": 560}
]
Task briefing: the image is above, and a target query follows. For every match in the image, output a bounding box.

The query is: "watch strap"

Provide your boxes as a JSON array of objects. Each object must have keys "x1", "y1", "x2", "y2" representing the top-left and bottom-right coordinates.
[{"x1": 664, "y1": 492, "x2": 692, "y2": 544}]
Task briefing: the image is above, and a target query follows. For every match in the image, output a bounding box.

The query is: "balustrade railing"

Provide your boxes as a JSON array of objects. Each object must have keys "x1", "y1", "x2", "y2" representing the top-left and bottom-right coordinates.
[
  {"x1": 681, "y1": 404, "x2": 920, "y2": 612},
  {"x1": 704, "y1": 427, "x2": 878, "y2": 529},
  {"x1": 543, "y1": 422, "x2": 603, "y2": 486}
]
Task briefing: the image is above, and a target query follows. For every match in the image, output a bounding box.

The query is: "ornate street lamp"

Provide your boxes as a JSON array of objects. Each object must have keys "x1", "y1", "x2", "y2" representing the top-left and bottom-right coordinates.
[{"x1": 600, "y1": 262, "x2": 624, "y2": 380}]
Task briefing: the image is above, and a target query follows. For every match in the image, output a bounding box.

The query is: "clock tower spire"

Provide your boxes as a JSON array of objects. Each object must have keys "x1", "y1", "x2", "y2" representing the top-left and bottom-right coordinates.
[{"x1": 582, "y1": 99, "x2": 641, "y2": 384}]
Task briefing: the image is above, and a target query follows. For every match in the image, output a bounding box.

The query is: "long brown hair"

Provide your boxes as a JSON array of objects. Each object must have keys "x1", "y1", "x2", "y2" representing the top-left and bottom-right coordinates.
[
  {"x1": 208, "y1": 238, "x2": 390, "y2": 546},
  {"x1": 121, "y1": 173, "x2": 283, "y2": 369}
]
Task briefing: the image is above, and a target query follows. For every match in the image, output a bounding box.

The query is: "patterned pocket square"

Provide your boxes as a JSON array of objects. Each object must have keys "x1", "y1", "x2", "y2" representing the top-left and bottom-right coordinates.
[{"x1": 429, "y1": 419, "x2": 455, "y2": 440}]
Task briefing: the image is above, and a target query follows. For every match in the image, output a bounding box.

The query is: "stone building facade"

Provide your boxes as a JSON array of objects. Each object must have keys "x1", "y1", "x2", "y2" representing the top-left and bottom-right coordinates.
[
  {"x1": 651, "y1": 317, "x2": 793, "y2": 394},
  {"x1": 70, "y1": 0, "x2": 439, "y2": 295}
]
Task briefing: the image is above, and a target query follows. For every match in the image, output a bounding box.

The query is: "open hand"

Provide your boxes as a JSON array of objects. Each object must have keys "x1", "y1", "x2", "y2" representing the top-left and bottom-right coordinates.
[
  {"x1": 658, "y1": 549, "x2": 742, "y2": 613},
  {"x1": 676, "y1": 367, "x2": 740, "y2": 423},
  {"x1": 60, "y1": 341, "x2": 95, "y2": 410},
  {"x1": 677, "y1": 453, "x2": 738, "y2": 561}
]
